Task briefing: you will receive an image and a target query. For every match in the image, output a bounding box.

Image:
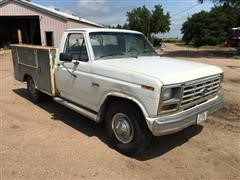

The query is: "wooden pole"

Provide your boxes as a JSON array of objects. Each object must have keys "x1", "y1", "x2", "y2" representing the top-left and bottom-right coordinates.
[{"x1": 17, "y1": 29, "x2": 22, "y2": 44}]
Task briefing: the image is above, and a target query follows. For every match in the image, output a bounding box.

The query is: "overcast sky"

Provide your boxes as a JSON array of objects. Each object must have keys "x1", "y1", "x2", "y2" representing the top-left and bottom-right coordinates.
[{"x1": 33, "y1": 0, "x2": 214, "y2": 38}]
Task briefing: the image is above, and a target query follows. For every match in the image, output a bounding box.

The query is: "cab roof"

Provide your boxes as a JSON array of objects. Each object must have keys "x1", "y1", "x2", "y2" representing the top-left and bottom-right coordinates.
[{"x1": 66, "y1": 28, "x2": 143, "y2": 34}]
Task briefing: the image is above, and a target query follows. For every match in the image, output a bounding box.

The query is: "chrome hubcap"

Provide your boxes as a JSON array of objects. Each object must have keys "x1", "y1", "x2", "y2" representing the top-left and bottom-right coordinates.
[{"x1": 112, "y1": 113, "x2": 134, "y2": 144}]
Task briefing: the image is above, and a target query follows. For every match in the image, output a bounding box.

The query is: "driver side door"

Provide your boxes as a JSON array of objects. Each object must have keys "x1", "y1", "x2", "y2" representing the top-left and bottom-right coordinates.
[{"x1": 55, "y1": 33, "x2": 93, "y2": 109}]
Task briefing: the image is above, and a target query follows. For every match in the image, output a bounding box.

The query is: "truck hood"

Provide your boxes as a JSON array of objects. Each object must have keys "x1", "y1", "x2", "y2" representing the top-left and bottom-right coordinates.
[{"x1": 96, "y1": 56, "x2": 223, "y2": 84}]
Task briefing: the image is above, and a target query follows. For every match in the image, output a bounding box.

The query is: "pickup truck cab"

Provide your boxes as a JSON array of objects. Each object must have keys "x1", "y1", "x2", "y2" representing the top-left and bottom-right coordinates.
[{"x1": 11, "y1": 28, "x2": 224, "y2": 155}]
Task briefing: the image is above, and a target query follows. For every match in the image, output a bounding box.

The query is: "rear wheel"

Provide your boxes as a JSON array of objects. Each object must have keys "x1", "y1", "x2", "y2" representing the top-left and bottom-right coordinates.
[
  {"x1": 26, "y1": 76, "x2": 43, "y2": 103},
  {"x1": 105, "y1": 101, "x2": 152, "y2": 155}
]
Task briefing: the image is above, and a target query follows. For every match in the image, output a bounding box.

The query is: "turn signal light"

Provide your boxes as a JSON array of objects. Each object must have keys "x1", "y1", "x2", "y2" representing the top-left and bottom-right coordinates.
[{"x1": 159, "y1": 104, "x2": 177, "y2": 111}]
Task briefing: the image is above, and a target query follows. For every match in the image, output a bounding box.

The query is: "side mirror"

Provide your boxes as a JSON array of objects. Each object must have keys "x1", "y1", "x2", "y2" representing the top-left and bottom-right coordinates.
[{"x1": 60, "y1": 53, "x2": 72, "y2": 62}]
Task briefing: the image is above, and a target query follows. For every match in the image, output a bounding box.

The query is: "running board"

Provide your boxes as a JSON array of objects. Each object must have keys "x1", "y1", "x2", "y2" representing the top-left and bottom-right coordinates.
[{"x1": 53, "y1": 97, "x2": 98, "y2": 121}]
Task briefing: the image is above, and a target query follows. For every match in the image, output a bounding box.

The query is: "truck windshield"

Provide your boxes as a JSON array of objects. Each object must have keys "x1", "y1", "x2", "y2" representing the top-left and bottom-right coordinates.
[{"x1": 89, "y1": 32, "x2": 158, "y2": 60}]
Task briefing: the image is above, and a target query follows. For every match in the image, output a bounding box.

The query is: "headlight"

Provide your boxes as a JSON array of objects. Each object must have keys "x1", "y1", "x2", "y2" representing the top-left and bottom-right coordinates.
[
  {"x1": 161, "y1": 87, "x2": 181, "y2": 101},
  {"x1": 159, "y1": 86, "x2": 182, "y2": 114},
  {"x1": 162, "y1": 88, "x2": 173, "y2": 101}
]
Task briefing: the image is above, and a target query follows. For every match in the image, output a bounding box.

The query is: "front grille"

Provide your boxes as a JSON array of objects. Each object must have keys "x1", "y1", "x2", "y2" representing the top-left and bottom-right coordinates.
[{"x1": 180, "y1": 75, "x2": 221, "y2": 110}]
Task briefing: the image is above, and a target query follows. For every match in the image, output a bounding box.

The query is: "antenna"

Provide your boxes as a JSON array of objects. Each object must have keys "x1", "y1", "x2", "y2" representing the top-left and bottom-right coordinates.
[{"x1": 187, "y1": 12, "x2": 190, "y2": 57}]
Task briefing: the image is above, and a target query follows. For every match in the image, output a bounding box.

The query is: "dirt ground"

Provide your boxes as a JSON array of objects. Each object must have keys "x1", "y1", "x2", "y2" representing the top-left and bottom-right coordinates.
[{"x1": 0, "y1": 44, "x2": 239, "y2": 179}]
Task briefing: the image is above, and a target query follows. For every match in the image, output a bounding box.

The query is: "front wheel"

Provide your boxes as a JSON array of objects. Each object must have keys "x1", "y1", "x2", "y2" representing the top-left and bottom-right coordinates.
[{"x1": 105, "y1": 101, "x2": 152, "y2": 155}]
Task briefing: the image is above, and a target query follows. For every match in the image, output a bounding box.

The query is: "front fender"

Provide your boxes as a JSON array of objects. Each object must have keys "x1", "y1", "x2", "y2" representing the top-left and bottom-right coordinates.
[{"x1": 99, "y1": 91, "x2": 149, "y2": 118}]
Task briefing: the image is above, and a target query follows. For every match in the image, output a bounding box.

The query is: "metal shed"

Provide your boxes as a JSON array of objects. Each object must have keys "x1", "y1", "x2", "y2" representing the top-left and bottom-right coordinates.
[{"x1": 0, "y1": 0, "x2": 102, "y2": 48}]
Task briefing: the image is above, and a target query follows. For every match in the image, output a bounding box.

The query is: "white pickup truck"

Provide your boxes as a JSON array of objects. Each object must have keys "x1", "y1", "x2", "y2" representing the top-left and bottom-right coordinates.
[{"x1": 11, "y1": 28, "x2": 224, "y2": 155}]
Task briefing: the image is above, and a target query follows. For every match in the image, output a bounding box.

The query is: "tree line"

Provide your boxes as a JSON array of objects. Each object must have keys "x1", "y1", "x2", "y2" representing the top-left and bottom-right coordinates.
[
  {"x1": 107, "y1": 5, "x2": 170, "y2": 44},
  {"x1": 107, "y1": 0, "x2": 239, "y2": 47},
  {"x1": 182, "y1": 0, "x2": 240, "y2": 47}
]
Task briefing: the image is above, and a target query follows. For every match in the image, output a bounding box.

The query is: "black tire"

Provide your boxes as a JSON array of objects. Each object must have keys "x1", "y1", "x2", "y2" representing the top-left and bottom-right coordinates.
[
  {"x1": 105, "y1": 101, "x2": 152, "y2": 155},
  {"x1": 26, "y1": 76, "x2": 43, "y2": 103}
]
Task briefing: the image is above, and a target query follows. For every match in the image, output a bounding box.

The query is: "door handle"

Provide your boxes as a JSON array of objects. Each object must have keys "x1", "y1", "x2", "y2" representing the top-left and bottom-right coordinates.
[
  {"x1": 73, "y1": 61, "x2": 79, "y2": 66},
  {"x1": 92, "y1": 82, "x2": 99, "y2": 87}
]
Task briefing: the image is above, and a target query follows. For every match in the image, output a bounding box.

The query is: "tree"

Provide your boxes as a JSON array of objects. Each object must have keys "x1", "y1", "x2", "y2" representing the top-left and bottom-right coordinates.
[
  {"x1": 109, "y1": 23, "x2": 129, "y2": 29},
  {"x1": 127, "y1": 6, "x2": 152, "y2": 38},
  {"x1": 126, "y1": 5, "x2": 170, "y2": 39},
  {"x1": 181, "y1": 5, "x2": 240, "y2": 47},
  {"x1": 182, "y1": 11, "x2": 209, "y2": 47},
  {"x1": 115, "y1": 24, "x2": 123, "y2": 29},
  {"x1": 151, "y1": 5, "x2": 170, "y2": 34},
  {"x1": 198, "y1": 0, "x2": 240, "y2": 7}
]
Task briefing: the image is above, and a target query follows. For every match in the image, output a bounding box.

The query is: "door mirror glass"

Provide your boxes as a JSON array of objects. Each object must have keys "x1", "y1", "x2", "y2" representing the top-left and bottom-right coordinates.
[{"x1": 60, "y1": 53, "x2": 72, "y2": 62}]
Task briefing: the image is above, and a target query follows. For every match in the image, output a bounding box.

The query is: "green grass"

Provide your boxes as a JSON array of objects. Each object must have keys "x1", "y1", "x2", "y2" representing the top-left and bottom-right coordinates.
[{"x1": 174, "y1": 42, "x2": 237, "y2": 51}]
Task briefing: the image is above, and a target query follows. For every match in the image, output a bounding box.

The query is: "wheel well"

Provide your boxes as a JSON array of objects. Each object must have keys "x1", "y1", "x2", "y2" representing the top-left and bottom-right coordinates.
[
  {"x1": 99, "y1": 96, "x2": 145, "y2": 123},
  {"x1": 23, "y1": 74, "x2": 31, "y2": 82}
]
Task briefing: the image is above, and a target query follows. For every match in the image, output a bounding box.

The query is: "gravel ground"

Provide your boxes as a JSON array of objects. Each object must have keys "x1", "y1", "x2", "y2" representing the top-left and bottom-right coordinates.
[{"x1": 0, "y1": 44, "x2": 239, "y2": 179}]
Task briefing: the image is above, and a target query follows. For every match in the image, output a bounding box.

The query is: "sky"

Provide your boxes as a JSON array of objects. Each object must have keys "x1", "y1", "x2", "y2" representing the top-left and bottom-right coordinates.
[{"x1": 33, "y1": 0, "x2": 214, "y2": 38}]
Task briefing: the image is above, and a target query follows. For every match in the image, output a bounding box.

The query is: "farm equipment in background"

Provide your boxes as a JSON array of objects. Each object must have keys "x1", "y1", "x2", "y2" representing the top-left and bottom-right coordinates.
[{"x1": 225, "y1": 27, "x2": 240, "y2": 47}]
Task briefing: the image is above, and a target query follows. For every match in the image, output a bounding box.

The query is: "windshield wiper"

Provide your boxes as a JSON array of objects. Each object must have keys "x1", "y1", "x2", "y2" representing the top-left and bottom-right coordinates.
[
  {"x1": 128, "y1": 55, "x2": 138, "y2": 58},
  {"x1": 99, "y1": 53, "x2": 124, "y2": 59},
  {"x1": 99, "y1": 53, "x2": 138, "y2": 59}
]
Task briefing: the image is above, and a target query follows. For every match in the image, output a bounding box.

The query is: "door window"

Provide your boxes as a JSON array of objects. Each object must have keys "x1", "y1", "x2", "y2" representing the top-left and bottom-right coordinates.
[{"x1": 64, "y1": 33, "x2": 88, "y2": 62}]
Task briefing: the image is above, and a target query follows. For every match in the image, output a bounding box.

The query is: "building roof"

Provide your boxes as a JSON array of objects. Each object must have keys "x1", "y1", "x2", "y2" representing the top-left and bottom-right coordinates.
[{"x1": 0, "y1": 0, "x2": 103, "y2": 27}]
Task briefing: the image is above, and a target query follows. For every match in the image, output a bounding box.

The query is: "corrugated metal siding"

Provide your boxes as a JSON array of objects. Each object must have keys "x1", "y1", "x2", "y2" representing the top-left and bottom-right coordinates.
[
  {"x1": 0, "y1": 1, "x2": 98, "y2": 47},
  {"x1": 67, "y1": 20, "x2": 96, "y2": 29},
  {"x1": 0, "y1": 1, "x2": 67, "y2": 46}
]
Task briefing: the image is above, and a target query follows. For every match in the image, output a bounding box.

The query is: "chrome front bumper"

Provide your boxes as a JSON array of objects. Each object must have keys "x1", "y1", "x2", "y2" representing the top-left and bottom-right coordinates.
[{"x1": 146, "y1": 95, "x2": 223, "y2": 136}]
